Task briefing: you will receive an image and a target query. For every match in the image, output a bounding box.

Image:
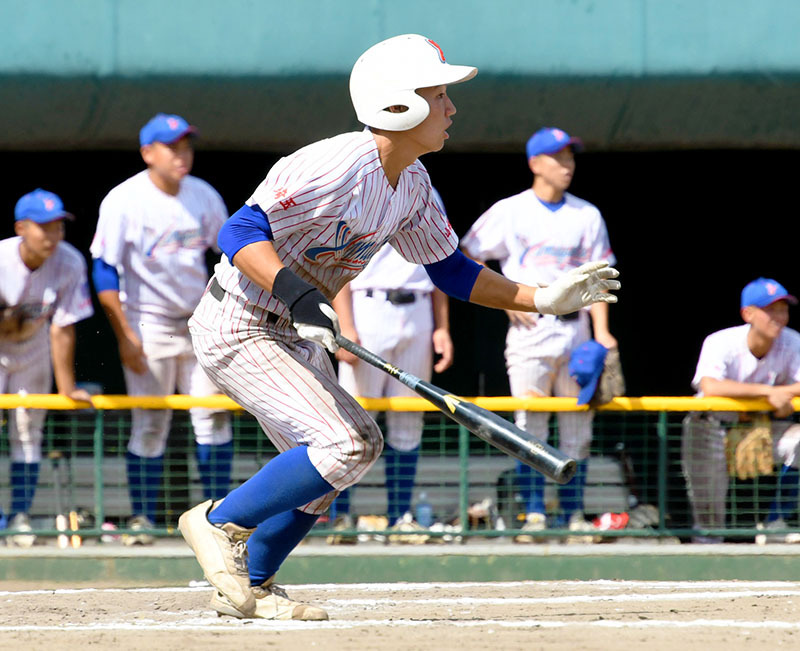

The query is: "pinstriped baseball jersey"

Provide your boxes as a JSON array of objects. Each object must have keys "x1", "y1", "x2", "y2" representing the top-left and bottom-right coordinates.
[
  {"x1": 461, "y1": 189, "x2": 615, "y2": 286},
  {"x1": 90, "y1": 170, "x2": 228, "y2": 319},
  {"x1": 0, "y1": 236, "x2": 93, "y2": 357},
  {"x1": 212, "y1": 130, "x2": 457, "y2": 322},
  {"x1": 692, "y1": 325, "x2": 800, "y2": 391}
]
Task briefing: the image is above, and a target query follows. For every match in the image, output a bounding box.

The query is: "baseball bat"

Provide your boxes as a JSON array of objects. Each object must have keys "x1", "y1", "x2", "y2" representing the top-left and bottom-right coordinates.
[{"x1": 335, "y1": 334, "x2": 577, "y2": 484}]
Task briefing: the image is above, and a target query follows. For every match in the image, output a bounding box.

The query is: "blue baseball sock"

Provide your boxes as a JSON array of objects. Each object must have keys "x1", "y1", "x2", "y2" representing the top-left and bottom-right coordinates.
[
  {"x1": 558, "y1": 460, "x2": 588, "y2": 521},
  {"x1": 196, "y1": 441, "x2": 234, "y2": 500},
  {"x1": 10, "y1": 461, "x2": 40, "y2": 515},
  {"x1": 126, "y1": 452, "x2": 164, "y2": 523},
  {"x1": 768, "y1": 465, "x2": 800, "y2": 522},
  {"x1": 515, "y1": 460, "x2": 546, "y2": 514},
  {"x1": 384, "y1": 443, "x2": 419, "y2": 523},
  {"x1": 329, "y1": 488, "x2": 351, "y2": 519},
  {"x1": 247, "y1": 508, "x2": 320, "y2": 585},
  {"x1": 208, "y1": 446, "x2": 335, "y2": 529}
]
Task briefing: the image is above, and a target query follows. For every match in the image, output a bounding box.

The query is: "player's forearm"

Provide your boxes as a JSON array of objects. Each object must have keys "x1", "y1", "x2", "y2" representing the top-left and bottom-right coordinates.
[
  {"x1": 431, "y1": 288, "x2": 450, "y2": 331},
  {"x1": 230, "y1": 240, "x2": 286, "y2": 293},
  {"x1": 96, "y1": 290, "x2": 135, "y2": 341},
  {"x1": 332, "y1": 284, "x2": 357, "y2": 334},
  {"x1": 590, "y1": 301, "x2": 610, "y2": 337},
  {"x1": 700, "y1": 377, "x2": 800, "y2": 399},
  {"x1": 468, "y1": 267, "x2": 537, "y2": 312},
  {"x1": 50, "y1": 323, "x2": 78, "y2": 394}
]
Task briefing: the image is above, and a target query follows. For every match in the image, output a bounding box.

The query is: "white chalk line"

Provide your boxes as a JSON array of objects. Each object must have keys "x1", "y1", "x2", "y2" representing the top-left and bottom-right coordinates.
[
  {"x1": 4, "y1": 579, "x2": 800, "y2": 598},
  {"x1": 1, "y1": 619, "x2": 800, "y2": 633},
  {"x1": 325, "y1": 589, "x2": 800, "y2": 606}
]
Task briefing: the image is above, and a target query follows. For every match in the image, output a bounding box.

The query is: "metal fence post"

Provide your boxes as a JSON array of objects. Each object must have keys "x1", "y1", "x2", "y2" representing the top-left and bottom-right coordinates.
[
  {"x1": 657, "y1": 411, "x2": 668, "y2": 534},
  {"x1": 93, "y1": 409, "x2": 105, "y2": 530},
  {"x1": 458, "y1": 425, "x2": 470, "y2": 535}
]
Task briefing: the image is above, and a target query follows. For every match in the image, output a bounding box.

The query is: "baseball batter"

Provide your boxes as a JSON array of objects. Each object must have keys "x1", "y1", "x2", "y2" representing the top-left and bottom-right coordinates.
[
  {"x1": 461, "y1": 126, "x2": 617, "y2": 540},
  {"x1": 90, "y1": 114, "x2": 233, "y2": 541},
  {"x1": 177, "y1": 34, "x2": 620, "y2": 621},
  {"x1": 682, "y1": 277, "x2": 800, "y2": 543},
  {"x1": 329, "y1": 202, "x2": 454, "y2": 532},
  {"x1": 1, "y1": 189, "x2": 93, "y2": 546}
]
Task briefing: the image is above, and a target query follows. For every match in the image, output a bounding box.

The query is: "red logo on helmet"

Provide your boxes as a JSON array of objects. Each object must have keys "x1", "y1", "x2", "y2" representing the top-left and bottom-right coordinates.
[{"x1": 425, "y1": 39, "x2": 446, "y2": 63}]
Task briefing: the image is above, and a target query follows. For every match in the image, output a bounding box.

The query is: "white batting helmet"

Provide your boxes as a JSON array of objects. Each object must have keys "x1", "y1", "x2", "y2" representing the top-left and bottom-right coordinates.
[{"x1": 350, "y1": 34, "x2": 477, "y2": 131}]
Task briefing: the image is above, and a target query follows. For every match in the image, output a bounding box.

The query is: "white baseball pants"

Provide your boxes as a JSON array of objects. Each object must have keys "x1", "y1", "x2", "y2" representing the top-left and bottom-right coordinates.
[
  {"x1": 189, "y1": 289, "x2": 383, "y2": 515},
  {"x1": 122, "y1": 309, "x2": 232, "y2": 458}
]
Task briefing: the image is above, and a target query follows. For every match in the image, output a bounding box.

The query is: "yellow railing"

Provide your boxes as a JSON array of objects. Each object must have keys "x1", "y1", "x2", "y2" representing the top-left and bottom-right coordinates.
[{"x1": 0, "y1": 394, "x2": 791, "y2": 411}]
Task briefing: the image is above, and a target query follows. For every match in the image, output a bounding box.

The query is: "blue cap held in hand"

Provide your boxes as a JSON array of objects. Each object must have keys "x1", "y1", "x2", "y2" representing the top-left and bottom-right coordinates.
[{"x1": 569, "y1": 340, "x2": 608, "y2": 406}]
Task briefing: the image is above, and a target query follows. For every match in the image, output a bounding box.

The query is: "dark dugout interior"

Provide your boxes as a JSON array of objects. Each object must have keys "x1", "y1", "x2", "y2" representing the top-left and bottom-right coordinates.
[{"x1": 2, "y1": 147, "x2": 797, "y2": 399}]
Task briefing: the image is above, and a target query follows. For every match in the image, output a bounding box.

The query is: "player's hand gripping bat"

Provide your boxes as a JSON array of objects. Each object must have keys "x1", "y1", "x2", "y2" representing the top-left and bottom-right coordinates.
[{"x1": 335, "y1": 334, "x2": 576, "y2": 484}]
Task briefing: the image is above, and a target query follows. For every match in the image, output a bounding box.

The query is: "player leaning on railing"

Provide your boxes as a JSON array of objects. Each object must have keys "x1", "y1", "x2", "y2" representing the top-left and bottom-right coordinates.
[
  {"x1": 176, "y1": 34, "x2": 619, "y2": 621},
  {"x1": 0, "y1": 190, "x2": 93, "y2": 546}
]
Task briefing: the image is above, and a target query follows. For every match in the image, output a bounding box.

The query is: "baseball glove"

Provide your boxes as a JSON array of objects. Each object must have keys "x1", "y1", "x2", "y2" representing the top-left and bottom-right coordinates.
[
  {"x1": 725, "y1": 416, "x2": 774, "y2": 480},
  {"x1": 589, "y1": 346, "x2": 626, "y2": 407}
]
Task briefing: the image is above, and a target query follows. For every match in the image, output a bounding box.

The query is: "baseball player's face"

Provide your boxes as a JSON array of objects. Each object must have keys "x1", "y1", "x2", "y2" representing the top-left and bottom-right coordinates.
[
  {"x1": 14, "y1": 218, "x2": 65, "y2": 264},
  {"x1": 140, "y1": 136, "x2": 194, "y2": 187},
  {"x1": 403, "y1": 85, "x2": 457, "y2": 154},
  {"x1": 529, "y1": 147, "x2": 576, "y2": 192},
  {"x1": 742, "y1": 301, "x2": 790, "y2": 339}
]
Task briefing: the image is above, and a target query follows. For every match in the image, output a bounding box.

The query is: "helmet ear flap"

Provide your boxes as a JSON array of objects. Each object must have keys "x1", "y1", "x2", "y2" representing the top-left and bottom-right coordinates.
[{"x1": 354, "y1": 87, "x2": 430, "y2": 131}]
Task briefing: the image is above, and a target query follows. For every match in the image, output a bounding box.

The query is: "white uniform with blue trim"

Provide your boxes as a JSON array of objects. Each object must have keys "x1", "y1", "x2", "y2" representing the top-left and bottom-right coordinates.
[
  {"x1": 461, "y1": 188, "x2": 614, "y2": 461},
  {"x1": 682, "y1": 324, "x2": 800, "y2": 536},
  {"x1": 0, "y1": 236, "x2": 93, "y2": 462},
  {"x1": 90, "y1": 170, "x2": 232, "y2": 457},
  {"x1": 190, "y1": 130, "x2": 458, "y2": 514}
]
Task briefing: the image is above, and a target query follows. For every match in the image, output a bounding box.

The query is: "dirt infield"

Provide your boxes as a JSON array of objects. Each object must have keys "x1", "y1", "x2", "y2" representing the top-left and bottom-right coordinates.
[{"x1": 2, "y1": 580, "x2": 799, "y2": 650}]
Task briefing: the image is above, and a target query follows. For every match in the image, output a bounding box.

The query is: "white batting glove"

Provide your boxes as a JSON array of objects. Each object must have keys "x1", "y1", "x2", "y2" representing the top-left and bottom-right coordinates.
[
  {"x1": 294, "y1": 303, "x2": 340, "y2": 353},
  {"x1": 533, "y1": 261, "x2": 621, "y2": 315}
]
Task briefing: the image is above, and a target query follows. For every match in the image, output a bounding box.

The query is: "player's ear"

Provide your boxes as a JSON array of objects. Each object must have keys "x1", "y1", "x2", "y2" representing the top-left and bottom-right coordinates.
[
  {"x1": 14, "y1": 220, "x2": 26, "y2": 237},
  {"x1": 741, "y1": 306, "x2": 754, "y2": 323},
  {"x1": 527, "y1": 155, "x2": 539, "y2": 176},
  {"x1": 140, "y1": 144, "x2": 155, "y2": 166}
]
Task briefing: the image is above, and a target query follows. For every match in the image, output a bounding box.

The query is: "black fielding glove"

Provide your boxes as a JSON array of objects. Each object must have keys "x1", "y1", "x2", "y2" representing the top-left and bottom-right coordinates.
[{"x1": 271, "y1": 268, "x2": 339, "y2": 352}]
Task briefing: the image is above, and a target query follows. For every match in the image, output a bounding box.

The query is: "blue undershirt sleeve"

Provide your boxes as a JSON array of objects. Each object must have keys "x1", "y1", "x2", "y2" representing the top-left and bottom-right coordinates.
[
  {"x1": 217, "y1": 203, "x2": 274, "y2": 261},
  {"x1": 91, "y1": 257, "x2": 120, "y2": 292},
  {"x1": 423, "y1": 248, "x2": 483, "y2": 302}
]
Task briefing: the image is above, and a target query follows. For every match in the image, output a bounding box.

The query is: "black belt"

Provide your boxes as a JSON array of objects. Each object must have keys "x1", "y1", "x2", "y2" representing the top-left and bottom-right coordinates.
[
  {"x1": 557, "y1": 311, "x2": 580, "y2": 321},
  {"x1": 365, "y1": 288, "x2": 417, "y2": 305},
  {"x1": 208, "y1": 277, "x2": 281, "y2": 324}
]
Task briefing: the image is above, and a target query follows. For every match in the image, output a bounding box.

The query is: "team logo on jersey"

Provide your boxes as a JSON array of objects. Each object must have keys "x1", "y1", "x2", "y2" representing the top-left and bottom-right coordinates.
[
  {"x1": 303, "y1": 221, "x2": 380, "y2": 270},
  {"x1": 144, "y1": 225, "x2": 206, "y2": 257},
  {"x1": 426, "y1": 38, "x2": 446, "y2": 63}
]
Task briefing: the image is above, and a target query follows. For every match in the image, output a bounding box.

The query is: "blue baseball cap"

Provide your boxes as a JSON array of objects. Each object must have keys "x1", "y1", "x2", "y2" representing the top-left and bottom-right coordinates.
[
  {"x1": 526, "y1": 127, "x2": 584, "y2": 159},
  {"x1": 741, "y1": 277, "x2": 798, "y2": 309},
  {"x1": 14, "y1": 189, "x2": 74, "y2": 224},
  {"x1": 139, "y1": 113, "x2": 197, "y2": 146},
  {"x1": 569, "y1": 340, "x2": 608, "y2": 406}
]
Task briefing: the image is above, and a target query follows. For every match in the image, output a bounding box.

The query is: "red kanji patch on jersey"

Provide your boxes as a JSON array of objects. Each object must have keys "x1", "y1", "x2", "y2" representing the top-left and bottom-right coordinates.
[
  {"x1": 279, "y1": 197, "x2": 297, "y2": 210},
  {"x1": 274, "y1": 188, "x2": 289, "y2": 199}
]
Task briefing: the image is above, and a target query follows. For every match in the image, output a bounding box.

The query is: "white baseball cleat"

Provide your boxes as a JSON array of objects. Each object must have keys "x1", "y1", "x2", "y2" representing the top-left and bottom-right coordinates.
[
  {"x1": 513, "y1": 512, "x2": 547, "y2": 544},
  {"x1": 7, "y1": 513, "x2": 36, "y2": 548},
  {"x1": 178, "y1": 499, "x2": 256, "y2": 616},
  {"x1": 121, "y1": 514, "x2": 156, "y2": 546},
  {"x1": 211, "y1": 576, "x2": 329, "y2": 621}
]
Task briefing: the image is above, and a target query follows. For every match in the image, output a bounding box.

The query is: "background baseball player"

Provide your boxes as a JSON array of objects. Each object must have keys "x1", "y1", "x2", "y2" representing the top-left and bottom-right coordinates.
[
  {"x1": 682, "y1": 277, "x2": 800, "y2": 543},
  {"x1": 177, "y1": 34, "x2": 620, "y2": 621},
  {"x1": 461, "y1": 126, "x2": 617, "y2": 541},
  {"x1": 0, "y1": 189, "x2": 93, "y2": 547},
  {"x1": 90, "y1": 113, "x2": 233, "y2": 543},
  {"x1": 327, "y1": 209, "x2": 455, "y2": 537}
]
